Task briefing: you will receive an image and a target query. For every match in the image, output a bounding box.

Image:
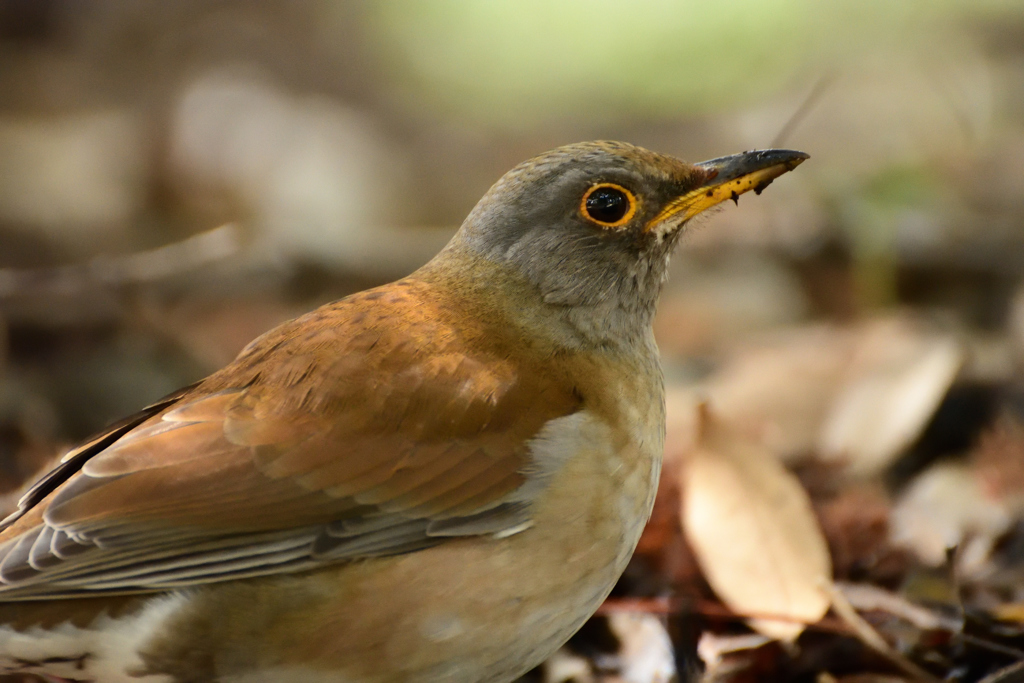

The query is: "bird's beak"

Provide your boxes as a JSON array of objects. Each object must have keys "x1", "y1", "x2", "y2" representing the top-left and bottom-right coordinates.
[{"x1": 646, "y1": 149, "x2": 809, "y2": 231}]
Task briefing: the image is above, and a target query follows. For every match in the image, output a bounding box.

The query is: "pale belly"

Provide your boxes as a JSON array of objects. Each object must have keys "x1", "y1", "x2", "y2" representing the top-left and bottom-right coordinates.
[{"x1": 0, "y1": 412, "x2": 663, "y2": 683}]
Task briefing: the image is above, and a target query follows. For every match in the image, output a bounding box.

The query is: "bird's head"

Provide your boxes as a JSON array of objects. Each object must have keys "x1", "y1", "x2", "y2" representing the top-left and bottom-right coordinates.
[{"x1": 431, "y1": 141, "x2": 807, "y2": 346}]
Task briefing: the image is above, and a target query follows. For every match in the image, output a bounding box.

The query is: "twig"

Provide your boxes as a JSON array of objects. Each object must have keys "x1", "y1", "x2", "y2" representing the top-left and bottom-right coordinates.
[
  {"x1": 837, "y1": 582, "x2": 959, "y2": 631},
  {"x1": 771, "y1": 72, "x2": 837, "y2": 148},
  {"x1": 827, "y1": 582, "x2": 941, "y2": 683},
  {"x1": 0, "y1": 223, "x2": 242, "y2": 298},
  {"x1": 957, "y1": 633, "x2": 1024, "y2": 661},
  {"x1": 598, "y1": 597, "x2": 852, "y2": 635},
  {"x1": 976, "y1": 660, "x2": 1024, "y2": 683}
]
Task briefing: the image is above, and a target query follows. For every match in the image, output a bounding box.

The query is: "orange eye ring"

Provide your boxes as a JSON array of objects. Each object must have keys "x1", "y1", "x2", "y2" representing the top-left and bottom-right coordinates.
[{"x1": 580, "y1": 183, "x2": 637, "y2": 228}]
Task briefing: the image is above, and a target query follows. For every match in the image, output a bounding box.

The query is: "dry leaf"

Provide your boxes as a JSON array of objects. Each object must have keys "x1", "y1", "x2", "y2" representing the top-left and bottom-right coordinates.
[
  {"x1": 539, "y1": 614, "x2": 675, "y2": 683},
  {"x1": 696, "y1": 631, "x2": 773, "y2": 676},
  {"x1": 542, "y1": 648, "x2": 594, "y2": 683},
  {"x1": 818, "y1": 318, "x2": 963, "y2": 477},
  {"x1": 681, "y1": 405, "x2": 833, "y2": 641},
  {"x1": 603, "y1": 613, "x2": 676, "y2": 683},
  {"x1": 704, "y1": 316, "x2": 961, "y2": 475},
  {"x1": 706, "y1": 325, "x2": 855, "y2": 461},
  {"x1": 889, "y1": 461, "x2": 1012, "y2": 569}
]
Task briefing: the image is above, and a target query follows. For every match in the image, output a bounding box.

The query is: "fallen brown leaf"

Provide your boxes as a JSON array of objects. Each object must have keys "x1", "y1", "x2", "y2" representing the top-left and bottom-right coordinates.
[
  {"x1": 681, "y1": 404, "x2": 833, "y2": 641},
  {"x1": 697, "y1": 631, "x2": 773, "y2": 677},
  {"x1": 889, "y1": 461, "x2": 1011, "y2": 569},
  {"x1": 539, "y1": 614, "x2": 675, "y2": 683},
  {"x1": 706, "y1": 324, "x2": 854, "y2": 461},
  {"x1": 703, "y1": 316, "x2": 962, "y2": 476},
  {"x1": 818, "y1": 317, "x2": 962, "y2": 477}
]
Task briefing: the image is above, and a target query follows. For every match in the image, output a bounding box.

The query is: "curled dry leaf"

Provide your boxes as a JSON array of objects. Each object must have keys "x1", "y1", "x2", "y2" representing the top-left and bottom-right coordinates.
[
  {"x1": 542, "y1": 648, "x2": 594, "y2": 683},
  {"x1": 818, "y1": 318, "x2": 963, "y2": 477},
  {"x1": 681, "y1": 405, "x2": 833, "y2": 641},
  {"x1": 696, "y1": 631, "x2": 773, "y2": 679},
  {"x1": 889, "y1": 461, "x2": 1012, "y2": 569},
  {"x1": 539, "y1": 614, "x2": 675, "y2": 683},
  {"x1": 706, "y1": 324, "x2": 855, "y2": 461},
  {"x1": 705, "y1": 316, "x2": 961, "y2": 475},
  {"x1": 604, "y1": 613, "x2": 676, "y2": 683}
]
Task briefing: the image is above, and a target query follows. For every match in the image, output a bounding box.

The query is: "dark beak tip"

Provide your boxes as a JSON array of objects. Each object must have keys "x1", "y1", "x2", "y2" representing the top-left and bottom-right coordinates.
[
  {"x1": 757, "y1": 148, "x2": 810, "y2": 165},
  {"x1": 694, "y1": 148, "x2": 810, "y2": 182}
]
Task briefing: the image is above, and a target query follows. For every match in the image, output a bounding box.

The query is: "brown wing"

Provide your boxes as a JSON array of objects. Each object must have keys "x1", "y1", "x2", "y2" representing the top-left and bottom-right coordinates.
[
  {"x1": 0, "y1": 279, "x2": 580, "y2": 599},
  {"x1": 0, "y1": 383, "x2": 199, "y2": 532}
]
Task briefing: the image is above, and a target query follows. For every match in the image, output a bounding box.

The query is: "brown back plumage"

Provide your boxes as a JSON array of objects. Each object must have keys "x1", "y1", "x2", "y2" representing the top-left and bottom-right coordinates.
[{"x1": 0, "y1": 277, "x2": 579, "y2": 599}]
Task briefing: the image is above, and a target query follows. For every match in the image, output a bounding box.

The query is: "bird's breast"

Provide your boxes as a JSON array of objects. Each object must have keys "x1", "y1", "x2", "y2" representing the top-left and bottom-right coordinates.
[
  {"x1": 240, "y1": 377, "x2": 665, "y2": 682},
  {"x1": 128, "y1": 363, "x2": 665, "y2": 683}
]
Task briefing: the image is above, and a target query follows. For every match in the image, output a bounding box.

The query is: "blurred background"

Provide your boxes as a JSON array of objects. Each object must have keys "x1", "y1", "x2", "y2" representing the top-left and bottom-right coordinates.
[{"x1": 2, "y1": 1, "x2": 1024, "y2": 681}]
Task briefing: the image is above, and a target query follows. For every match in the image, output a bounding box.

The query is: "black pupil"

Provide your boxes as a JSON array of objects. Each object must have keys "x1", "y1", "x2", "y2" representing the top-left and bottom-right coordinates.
[{"x1": 586, "y1": 187, "x2": 629, "y2": 223}]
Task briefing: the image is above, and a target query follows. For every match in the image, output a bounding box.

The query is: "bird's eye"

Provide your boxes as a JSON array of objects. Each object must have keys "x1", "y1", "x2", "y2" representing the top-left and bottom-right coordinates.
[{"x1": 581, "y1": 183, "x2": 637, "y2": 228}]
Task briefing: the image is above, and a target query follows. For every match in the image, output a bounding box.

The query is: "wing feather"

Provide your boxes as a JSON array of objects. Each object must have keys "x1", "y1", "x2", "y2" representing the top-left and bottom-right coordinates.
[{"x1": 0, "y1": 280, "x2": 581, "y2": 599}]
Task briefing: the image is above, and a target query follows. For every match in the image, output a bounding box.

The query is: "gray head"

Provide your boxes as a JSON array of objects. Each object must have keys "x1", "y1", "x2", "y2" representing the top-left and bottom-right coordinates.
[{"x1": 429, "y1": 141, "x2": 807, "y2": 348}]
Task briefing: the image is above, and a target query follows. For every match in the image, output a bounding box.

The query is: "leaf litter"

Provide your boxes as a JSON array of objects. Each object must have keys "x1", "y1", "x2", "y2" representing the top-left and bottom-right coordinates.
[{"x1": 550, "y1": 312, "x2": 1024, "y2": 683}]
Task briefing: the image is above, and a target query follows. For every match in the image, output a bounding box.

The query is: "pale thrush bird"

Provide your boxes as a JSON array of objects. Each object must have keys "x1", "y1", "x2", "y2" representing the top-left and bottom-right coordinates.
[{"x1": 0, "y1": 141, "x2": 805, "y2": 683}]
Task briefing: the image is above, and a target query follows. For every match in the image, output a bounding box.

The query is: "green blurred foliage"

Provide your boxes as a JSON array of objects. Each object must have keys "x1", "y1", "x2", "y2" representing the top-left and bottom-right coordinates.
[{"x1": 364, "y1": 0, "x2": 1020, "y2": 127}]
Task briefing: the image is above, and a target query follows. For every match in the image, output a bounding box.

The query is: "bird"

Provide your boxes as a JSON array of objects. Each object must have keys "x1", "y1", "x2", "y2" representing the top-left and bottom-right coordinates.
[{"x1": 0, "y1": 141, "x2": 806, "y2": 683}]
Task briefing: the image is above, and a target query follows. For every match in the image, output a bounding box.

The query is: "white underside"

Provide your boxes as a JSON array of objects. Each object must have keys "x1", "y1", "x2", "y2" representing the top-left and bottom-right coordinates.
[{"x1": 0, "y1": 593, "x2": 186, "y2": 682}]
